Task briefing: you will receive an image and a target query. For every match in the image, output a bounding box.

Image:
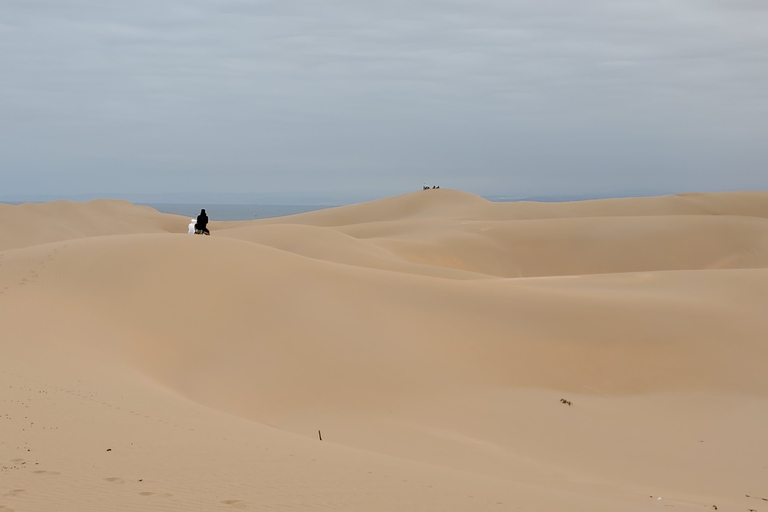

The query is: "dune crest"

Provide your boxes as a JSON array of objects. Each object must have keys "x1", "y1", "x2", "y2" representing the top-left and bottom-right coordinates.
[{"x1": 2, "y1": 190, "x2": 768, "y2": 511}]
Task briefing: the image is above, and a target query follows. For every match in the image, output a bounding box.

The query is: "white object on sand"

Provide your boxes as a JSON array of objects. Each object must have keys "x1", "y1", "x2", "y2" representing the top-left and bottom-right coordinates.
[{"x1": 188, "y1": 219, "x2": 196, "y2": 234}]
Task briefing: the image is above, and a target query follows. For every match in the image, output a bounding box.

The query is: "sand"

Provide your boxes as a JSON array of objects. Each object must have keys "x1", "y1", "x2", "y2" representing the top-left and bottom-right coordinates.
[{"x1": 1, "y1": 189, "x2": 767, "y2": 511}]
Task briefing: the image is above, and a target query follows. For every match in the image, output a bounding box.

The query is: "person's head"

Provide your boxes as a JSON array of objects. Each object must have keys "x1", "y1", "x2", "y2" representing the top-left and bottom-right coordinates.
[{"x1": 201, "y1": 209, "x2": 206, "y2": 214}]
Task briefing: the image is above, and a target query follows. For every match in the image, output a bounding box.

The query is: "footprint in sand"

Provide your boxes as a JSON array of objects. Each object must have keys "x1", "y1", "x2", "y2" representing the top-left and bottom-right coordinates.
[
  {"x1": 222, "y1": 500, "x2": 246, "y2": 508},
  {"x1": 32, "y1": 470, "x2": 60, "y2": 475},
  {"x1": 0, "y1": 505, "x2": 16, "y2": 511},
  {"x1": 2, "y1": 490, "x2": 24, "y2": 497},
  {"x1": 105, "y1": 477, "x2": 125, "y2": 484}
]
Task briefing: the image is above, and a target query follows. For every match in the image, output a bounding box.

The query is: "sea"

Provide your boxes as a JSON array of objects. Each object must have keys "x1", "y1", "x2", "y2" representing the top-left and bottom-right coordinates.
[
  {"x1": 4, "y1": 193, "x2": 633, "y2": 222},
  {"x1": 140, "y1": 203, "x2": 335, "y2": 221}
]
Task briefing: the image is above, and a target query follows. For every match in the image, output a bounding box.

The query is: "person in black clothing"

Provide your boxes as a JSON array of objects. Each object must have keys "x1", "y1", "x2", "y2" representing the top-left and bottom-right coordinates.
[{"x1": 195, "y1": 209, "x2": 210, "y2": 235}]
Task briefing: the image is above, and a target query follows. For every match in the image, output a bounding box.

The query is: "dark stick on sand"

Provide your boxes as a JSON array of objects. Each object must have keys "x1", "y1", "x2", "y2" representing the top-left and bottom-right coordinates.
[{"x1": 318, "y1": 430, "x2": 322, "y2": 441}]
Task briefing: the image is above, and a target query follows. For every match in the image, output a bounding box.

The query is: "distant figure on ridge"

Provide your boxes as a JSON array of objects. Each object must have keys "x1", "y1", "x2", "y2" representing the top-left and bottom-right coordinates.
[
  {"x1": 188, "y1": 218, "x2": 196, "y2": 234},
  {"x1": 195, "y1": 209, "x2": 210, "y2": 235}
]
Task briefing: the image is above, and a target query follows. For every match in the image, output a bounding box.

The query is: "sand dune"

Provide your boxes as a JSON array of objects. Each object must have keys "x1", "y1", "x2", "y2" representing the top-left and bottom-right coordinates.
[
  {"x1": 2, "y1": 190, "x2": 768, "y2": 511},
  {"x1": 0, "y1": 199, "x2": 187, "y2": 252}
]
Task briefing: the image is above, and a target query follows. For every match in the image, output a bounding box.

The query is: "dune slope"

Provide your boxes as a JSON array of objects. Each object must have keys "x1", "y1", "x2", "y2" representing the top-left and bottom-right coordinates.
[{"x1": 2, "y1": 190, "x2": 768, "y2": 511}]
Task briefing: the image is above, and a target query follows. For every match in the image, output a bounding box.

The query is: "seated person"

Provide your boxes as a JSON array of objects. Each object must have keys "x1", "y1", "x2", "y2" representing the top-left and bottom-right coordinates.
[{"x1": 195, "y1": 209, "x2": 210, "y2": 235}]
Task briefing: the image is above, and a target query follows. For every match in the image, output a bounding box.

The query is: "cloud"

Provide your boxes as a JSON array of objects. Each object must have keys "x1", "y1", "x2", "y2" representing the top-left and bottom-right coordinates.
[{"x1": 1, "y1": 0, "x2": 766, "y2": 199}]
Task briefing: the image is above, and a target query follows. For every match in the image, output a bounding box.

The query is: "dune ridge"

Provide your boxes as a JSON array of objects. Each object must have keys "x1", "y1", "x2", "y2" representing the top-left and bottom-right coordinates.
[{"x1": 2, "y1": 190, "x2": 768, "y2": 511}]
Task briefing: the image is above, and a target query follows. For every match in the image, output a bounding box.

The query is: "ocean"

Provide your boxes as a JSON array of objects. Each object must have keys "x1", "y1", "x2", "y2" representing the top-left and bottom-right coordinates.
[{"x1": 140, "y1": 203, "x2": 335, "y2": 221}]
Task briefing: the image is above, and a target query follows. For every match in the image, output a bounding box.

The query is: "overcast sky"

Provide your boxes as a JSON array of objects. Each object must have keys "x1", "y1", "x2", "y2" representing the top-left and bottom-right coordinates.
[{"x1": 1, "y1": 0, "x2": 767, "y2": 203}]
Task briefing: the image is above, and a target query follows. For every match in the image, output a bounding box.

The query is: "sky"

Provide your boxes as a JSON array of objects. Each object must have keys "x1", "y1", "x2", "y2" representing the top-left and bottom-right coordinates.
[{"x1": 1, "y1": 0, "x2": 767, "y2": 203}]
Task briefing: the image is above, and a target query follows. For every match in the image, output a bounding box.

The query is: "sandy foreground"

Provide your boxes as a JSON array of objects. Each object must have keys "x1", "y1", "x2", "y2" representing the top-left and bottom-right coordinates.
[{"x1": 1, "y1": 189, "x2": 768, "y2": 511}]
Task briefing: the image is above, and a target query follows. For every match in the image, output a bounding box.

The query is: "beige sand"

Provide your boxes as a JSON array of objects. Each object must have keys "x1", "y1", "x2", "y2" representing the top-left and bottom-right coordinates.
[{"x1": 1, "y1": 189, "x2": 767, "y2": 511}]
